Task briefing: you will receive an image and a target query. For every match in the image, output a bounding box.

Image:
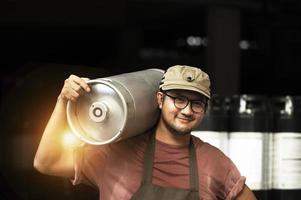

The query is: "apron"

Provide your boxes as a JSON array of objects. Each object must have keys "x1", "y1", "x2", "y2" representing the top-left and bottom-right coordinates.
[{"x1": 131, "y1": 133, "x2": 200, "y2": 200}]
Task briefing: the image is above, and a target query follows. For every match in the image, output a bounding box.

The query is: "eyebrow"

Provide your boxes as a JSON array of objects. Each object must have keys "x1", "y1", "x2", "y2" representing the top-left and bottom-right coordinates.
[{"x1": 168, "y1": 92, "x2": 205, "y2": 102}]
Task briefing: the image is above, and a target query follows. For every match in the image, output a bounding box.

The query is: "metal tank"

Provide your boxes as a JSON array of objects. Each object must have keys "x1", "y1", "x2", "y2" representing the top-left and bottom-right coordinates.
[
  {"x1": 66, "y1": 68, "x2": 164, "y2": 145},
  {"x1": 271, "y1": 96, "x2": 301, "y2": 200},
  {"x1": 192, "y1": 94, "x2": 229, "y2": 155},
  {"x1": 228, "y1": 94, "x2": 271, "y2": 200}
]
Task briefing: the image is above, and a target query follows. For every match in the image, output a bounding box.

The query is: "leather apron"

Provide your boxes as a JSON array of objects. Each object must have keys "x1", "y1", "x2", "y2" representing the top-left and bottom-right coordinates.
[{"x1": 130, "y1": 133, "x2": 200, "y2": 200}]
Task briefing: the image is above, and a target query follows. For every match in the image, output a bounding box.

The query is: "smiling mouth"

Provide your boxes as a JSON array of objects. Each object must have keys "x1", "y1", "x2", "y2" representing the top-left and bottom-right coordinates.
[{"x1": 177, "y1": 117, "x2": 193, "y2": 122}]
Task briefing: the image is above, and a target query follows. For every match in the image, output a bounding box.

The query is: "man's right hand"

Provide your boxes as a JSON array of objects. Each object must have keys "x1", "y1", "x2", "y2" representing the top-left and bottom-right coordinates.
[{"x1": 59, "y1": 74, "x2": 91, "y2": 102}]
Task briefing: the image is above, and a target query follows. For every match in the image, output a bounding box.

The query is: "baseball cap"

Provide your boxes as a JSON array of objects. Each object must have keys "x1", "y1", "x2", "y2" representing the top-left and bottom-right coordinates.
[{"x1": 159, "y1": 65, "x2": 211, "y2": 99}]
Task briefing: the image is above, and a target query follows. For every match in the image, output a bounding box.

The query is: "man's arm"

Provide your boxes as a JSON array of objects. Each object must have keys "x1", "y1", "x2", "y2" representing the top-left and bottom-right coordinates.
[
  {"x1": 235, "y1": 185, "x2": 257, "y2": 200},
  {"x1": 33, "y1": 75, "x2": 90, "y2": 178}
]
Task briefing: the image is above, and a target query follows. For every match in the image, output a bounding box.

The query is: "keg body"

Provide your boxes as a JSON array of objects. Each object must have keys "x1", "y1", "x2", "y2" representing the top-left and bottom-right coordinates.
[
  {"x1": 228, "y1": 95, "x2": 271, "y2": 199},
  {"x1": 271, "y1": 96, "x2": 301, "y2": 200},
  {"x1": 67, "y1": 68, "x2": 164, "y2": 145}
]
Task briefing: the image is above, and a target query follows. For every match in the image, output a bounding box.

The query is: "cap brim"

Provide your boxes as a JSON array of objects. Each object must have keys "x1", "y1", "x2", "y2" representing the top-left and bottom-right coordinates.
[{"x1": 161, "y1": 84, "x2": 210, "y2": 99}]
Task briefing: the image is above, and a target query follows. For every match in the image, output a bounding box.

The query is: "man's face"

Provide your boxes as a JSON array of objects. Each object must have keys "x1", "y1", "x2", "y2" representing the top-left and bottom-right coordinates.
[{"x1": 157, "y1": 89, "x2": 206, "y2": 136}]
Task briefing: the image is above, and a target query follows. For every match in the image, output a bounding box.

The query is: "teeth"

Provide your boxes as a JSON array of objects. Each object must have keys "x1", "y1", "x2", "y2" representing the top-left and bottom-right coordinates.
[{"x1": 179, "y1": 117, "x2": 191, "y2": 121}]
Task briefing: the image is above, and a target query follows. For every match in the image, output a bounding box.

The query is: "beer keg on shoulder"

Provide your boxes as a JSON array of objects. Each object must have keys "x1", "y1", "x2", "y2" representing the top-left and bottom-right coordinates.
[
  {"x1": 228, "y1": 94, "x2": 271, "y2": 200},
  {"x1": 66, "y1": 69, "x2": 164, "y2": 145},
  {"x1": 271, "y1": 96, "x2": 301, "y2": 200}
]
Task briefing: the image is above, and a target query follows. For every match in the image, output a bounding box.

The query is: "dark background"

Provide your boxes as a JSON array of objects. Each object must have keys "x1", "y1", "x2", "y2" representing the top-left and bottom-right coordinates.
[{"x1": 1, "y1": 0, "x2": 301, "y2": 199}]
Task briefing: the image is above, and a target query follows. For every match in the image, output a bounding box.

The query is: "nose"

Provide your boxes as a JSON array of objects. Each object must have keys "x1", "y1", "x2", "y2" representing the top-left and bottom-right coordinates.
[{"x1": 180, "y1": 102, "x2": 194, "y2": 115}]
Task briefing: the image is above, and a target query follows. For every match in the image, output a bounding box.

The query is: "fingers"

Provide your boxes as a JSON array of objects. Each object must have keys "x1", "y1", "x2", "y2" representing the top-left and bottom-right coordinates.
[
  {"x1": 69, "y1": 75, "x2": 90, "y2": 92},
  {"x1": 81, "y1": 77, "x2": 90, "y2": 82},
  {"x1": 60, "y1": 75, "x2": 91, "y2": 102}
]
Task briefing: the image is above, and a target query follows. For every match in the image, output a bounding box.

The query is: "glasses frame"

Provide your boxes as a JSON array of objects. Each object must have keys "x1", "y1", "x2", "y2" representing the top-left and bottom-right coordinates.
[{"x1": 161, "y1": 90, "x2": 207, "y2": 113}]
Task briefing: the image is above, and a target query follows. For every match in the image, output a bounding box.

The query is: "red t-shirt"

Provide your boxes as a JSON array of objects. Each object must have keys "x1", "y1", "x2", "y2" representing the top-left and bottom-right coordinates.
[{"x1": 72, "y1": 132, "x2": 245, "y2": 200}]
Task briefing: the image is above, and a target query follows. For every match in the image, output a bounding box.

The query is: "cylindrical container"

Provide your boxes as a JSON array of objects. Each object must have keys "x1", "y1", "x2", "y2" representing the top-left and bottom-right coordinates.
[
  {"x1": 66, "y1": 68, "x2": 164, "y2": 145},
  {"x1": 192, "y1": 94, "x2": 229, "y2": 155},
  {"x1": 228, "y1": 95, "x2": 271, "y2": 200},
  {"x1": 271, "y1": 96, "x2": 301, "y2": 200}
]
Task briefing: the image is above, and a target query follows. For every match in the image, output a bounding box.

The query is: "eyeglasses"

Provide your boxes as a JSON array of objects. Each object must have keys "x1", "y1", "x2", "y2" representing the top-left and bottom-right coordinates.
[{"x1": 161, "y1": 91, "x2": 206, "y2": 113}]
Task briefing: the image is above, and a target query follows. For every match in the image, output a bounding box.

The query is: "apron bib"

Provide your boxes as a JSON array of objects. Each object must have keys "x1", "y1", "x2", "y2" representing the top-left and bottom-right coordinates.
[{"x1": 131, "y1": 133, "x2": 199, "y2": 200}]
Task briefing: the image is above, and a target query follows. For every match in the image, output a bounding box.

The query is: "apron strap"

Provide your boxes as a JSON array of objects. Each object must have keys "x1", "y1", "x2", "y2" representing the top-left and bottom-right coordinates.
[
  {"x1": 142, "y1": 133, "x2": 199, "y2": 191},
  {"x1": 189, "y1": 137, "x2": 199, "y2": 191},
  {"x1": 142, "y1": 132, "x2": 156, "y2": 184}
]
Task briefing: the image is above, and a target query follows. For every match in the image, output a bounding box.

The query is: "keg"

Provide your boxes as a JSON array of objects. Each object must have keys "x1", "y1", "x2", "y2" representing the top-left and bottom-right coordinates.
[
  {"x1": 66, "y1": 68, "x2": 164, "y2": 145},
  {"x1": 271, "y1": 96, "x2": 301, "y2": 200},
  {"x1": 228, "y1": 94, "x2": 271, "y2": 200},
  {"x1": 192, "y1": 94, "x2": 229, "y2": 155}
]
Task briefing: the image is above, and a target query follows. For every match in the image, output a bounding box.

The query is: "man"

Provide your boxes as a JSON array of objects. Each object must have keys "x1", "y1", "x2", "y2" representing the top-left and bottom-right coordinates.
[{"x1": 34, "y1": 65, "x2": 257, "y2": 199}]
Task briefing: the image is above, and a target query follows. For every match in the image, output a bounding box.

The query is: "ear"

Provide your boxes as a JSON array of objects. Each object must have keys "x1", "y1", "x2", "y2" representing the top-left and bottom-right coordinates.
[{"x1": 156, "y1": 91, "x2": 164, "y2": 109}]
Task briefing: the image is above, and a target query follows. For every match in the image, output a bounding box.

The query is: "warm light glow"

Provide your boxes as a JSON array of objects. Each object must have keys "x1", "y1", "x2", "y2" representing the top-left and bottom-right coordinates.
[{"x1": 62, "y1": 132, "x2": 81, "y2": 147}]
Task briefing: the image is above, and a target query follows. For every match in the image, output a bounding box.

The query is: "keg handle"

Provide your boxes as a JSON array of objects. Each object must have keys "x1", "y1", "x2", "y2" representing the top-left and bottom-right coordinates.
[
  {"x1": 282, "y1": 96, "x2": 293, "y2": 115},
  {"x1": 239, "y1": 95, "x2": 252, "y2": 114}
]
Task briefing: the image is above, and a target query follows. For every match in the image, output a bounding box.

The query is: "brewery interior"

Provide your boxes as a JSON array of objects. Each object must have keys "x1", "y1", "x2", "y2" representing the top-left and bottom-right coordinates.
[{"x1": 1, "y1": 0, "x2": 301, "y2": 199}]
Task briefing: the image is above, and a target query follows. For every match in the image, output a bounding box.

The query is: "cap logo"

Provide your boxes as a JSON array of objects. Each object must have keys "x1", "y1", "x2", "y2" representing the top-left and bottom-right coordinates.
[
  {"x1": 183, "y1": 70, "x2": 195, "y2": 82},
  {"x1": 186, "y1": 76, "x2": 193, "y2": 82}
]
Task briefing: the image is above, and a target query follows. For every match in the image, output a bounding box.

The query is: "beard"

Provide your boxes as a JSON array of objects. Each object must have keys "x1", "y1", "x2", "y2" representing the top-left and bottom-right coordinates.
[{"x1": 161, "y1": 113, "x2": 192, "y2": 136}]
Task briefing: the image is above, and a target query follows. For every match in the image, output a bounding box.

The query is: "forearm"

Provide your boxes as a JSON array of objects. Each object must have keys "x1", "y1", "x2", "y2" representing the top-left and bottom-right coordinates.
[
  {"x1": 34, "y1": 75, "x2": 90, "y2": 177},
  {"x1": 34, "y1": 95, "x2": 73, "y2": 175},
  {"x1": 235, "y1": 185, "x2": 257, "y2": 200}
]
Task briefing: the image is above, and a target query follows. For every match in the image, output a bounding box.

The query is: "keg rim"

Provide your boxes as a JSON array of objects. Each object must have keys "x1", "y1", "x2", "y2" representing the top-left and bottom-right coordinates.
[{"x1": 66, "y1": 79, "x2": 128, "y2": 145}]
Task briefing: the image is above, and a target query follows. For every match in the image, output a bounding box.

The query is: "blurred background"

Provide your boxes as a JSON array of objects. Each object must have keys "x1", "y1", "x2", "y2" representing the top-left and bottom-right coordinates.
[{"x1": 1, "y1": 0, "x2": 301, "y2": 199}]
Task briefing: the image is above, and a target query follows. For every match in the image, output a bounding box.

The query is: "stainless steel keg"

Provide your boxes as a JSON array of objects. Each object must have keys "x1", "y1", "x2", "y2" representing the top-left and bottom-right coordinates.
[
  {"x1": 271, "y1": 96, "x2": 301, "y2": 200},
  {"x1": 66, "y1": 68, "x2": 164, "y2": 145},
  {"x1": 228, "y1": 94, "x2": 270, "y2": 195}
]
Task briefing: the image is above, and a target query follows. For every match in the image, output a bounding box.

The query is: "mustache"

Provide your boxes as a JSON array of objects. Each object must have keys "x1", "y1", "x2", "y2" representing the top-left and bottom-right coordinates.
[{"x1": 177, "y1": 114, "x2": 194, "y2": 121}]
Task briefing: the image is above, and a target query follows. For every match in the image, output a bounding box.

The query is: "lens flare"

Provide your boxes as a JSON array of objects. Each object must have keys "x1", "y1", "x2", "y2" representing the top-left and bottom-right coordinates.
[{"x1": 62, "y1": 132, "x2": 81, "y2": 147}]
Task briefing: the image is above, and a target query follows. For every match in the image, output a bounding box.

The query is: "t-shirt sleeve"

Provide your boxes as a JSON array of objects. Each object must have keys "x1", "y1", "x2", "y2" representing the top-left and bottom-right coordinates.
[
  {"x1": 193, "y1": 137, "x2": 246, "y2": 199},
  {"x1": 71, "y1": 144, "x2": 107, "y2": 187},
  {"x1": 224, "y1": 163, "x2": 246, "y2": 200}
]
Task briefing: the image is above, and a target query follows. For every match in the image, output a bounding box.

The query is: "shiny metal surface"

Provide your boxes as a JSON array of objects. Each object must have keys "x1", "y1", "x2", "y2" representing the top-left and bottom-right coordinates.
[{"x1": 67, "y1": 68, "x2": 164, "y2": 145}]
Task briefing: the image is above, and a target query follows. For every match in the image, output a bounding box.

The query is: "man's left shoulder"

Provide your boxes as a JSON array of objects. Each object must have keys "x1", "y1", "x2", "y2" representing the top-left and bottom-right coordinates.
[
  {"x1": 192, "y1": 136, "x2": 224, "y2": 154},
  {"x1": 192, "y1": 135, "x2": 232, "y2": 165}
]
